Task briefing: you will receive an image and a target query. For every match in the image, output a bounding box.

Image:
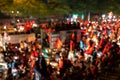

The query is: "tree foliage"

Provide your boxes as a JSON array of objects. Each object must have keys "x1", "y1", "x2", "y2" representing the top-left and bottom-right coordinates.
[{"x1": 0, "y1": 0, "x2": 120, "y2": 17}]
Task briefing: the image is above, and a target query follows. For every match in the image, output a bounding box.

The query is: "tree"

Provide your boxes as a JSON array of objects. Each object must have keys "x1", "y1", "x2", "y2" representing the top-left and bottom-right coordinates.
[{"x1": 0, "y1": 0, "x2": 120, "y2": 17}]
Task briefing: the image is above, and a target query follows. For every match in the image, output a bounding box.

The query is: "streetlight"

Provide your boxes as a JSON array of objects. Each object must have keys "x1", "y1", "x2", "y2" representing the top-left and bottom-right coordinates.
[
  {"x1": 11, "y1": 11, "x2": 14, "y2": 14},
  {"x1": 17, "y1": 11, "x2": 19, "y2": 14},
  {"x1": 11, "y1": 11, "x2": 14, "y2": 17}
]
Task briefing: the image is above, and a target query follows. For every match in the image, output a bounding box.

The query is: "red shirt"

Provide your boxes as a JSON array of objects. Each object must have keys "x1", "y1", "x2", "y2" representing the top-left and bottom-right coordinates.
[{"x1": 31, "y1": 51, "x2": 38, "y2": 57}]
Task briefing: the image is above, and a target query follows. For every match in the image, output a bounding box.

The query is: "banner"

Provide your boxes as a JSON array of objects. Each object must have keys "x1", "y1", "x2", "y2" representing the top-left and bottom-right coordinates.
[{"x1": 9, "y1": 33, "x2": 35, "y2": 43}]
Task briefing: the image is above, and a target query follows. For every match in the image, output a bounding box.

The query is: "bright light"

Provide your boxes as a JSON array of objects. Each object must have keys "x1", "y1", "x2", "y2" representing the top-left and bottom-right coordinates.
[
  {"x1": 3, "y1": 25, "x2": 6, "y2": 29},
  {"x1": 72, "y1": 14, "x2": 78, "y2": 19},
  {"x1": 17, "y1": 19, "x2": 20, "y2": 22},
  {"x1": 19, "y1": 26, "x2": 24, "y2": 31},
  {"x1": 102, "y1": 14, "x2": 106, "y2": 18},
  {"x1": 11, "y1": 11, "x2": 14, "y2": 13},
  {"x1": 66, "y1": 18, "x2": 69, "y2": 21},
  {"x1": 17, "y1": 11, "x2": 19, "y2": 14},
  {"x1": 113, "y1": 16, "x2": 116, "y2": 19},
  {"x1": 72, "y1": 14, "x2": 78, "y2": 22}
]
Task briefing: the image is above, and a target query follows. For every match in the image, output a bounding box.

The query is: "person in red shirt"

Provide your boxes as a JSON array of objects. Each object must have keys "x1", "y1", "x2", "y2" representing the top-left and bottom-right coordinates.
[
  {"x1": 30, "y1": 45, "x2": 38, "y2": 69},
  {"x1": 24, "y1": 21, "x2": 32, "y2": 32}
]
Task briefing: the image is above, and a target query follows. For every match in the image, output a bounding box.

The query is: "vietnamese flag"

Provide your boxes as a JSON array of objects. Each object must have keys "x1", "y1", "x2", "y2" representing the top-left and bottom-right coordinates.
[
  {"x1": 84, "y1": 20, "x2": 89, "y2": 26},
  {"x1": 85, "y1": 41, "x2": 95, "y2": 55},
  {"x1": 85, "y1": 45, "x2": 94, "y2": 55},
  {"x1": 71, "y1": 32, "x2": 75, "y2": 40},
  {"x1": 99, "y1": 38, "x2": 104, "y2": 46},
  {"x1": 70, "y1": 40, "x2": 75, "y2": 51},
  {"x1": 102, "y1": 43, "x2": 111, "y2": 54},
  {"x1": 55, "y1": 38, "x2": 62, "y2": 49}
]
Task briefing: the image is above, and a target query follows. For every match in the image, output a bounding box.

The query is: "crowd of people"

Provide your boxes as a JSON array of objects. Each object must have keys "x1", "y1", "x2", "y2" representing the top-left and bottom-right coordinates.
[{"x1": 0, "y1": 14, "x2": 120, "y2": 80}]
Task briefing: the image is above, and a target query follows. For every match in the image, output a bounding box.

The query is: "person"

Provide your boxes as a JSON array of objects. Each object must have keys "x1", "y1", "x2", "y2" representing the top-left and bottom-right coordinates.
[
  {"x1": 29, "y1": 45, "x2": 39, "y2": 71},
  {"x1": 3, "y1": 32, "x2": 10, "y2": 44},
  {"x1": 40, "y1": 55, "x2": 48, "y2": 79},
  {"x1": 79, "y1": 37, "x2": 85, "y2": 51},
  {"x1": 0, "y1": 34, "x2": 3, "y2": 47},
  {"x1": 58, "y1": 57, "x2": 64, "y2": 77},
  {"x1": 3, "y1": 32, "x2": 10, "y2": 51},
  {"x1": 6, "y1": 68, "x2": 13, "y2": 80},
  {"x1": 46, "y1": 33, "x2": 50, "y2": 47},
  {"x1": 68, "y1": 50, "x2": 75, "y2": 62}
]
